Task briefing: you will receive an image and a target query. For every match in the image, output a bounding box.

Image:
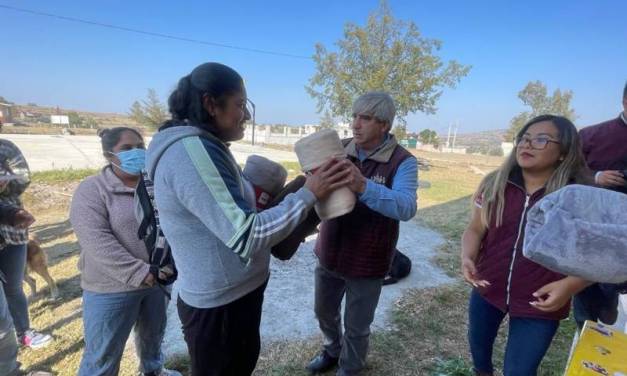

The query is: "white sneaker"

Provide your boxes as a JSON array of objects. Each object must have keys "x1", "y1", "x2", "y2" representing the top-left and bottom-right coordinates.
[{"x1": 19, "y1": 329, "x2": 53, "y2": 349}]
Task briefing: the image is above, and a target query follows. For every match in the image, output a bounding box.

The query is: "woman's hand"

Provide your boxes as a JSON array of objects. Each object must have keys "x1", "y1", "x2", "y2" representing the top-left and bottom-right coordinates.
[
  {"x1": 143, "y1": 272, "x2": 156, "y2": 287},
  {"x1": 461, "y1": 257, "x2": 490, "y2": 288},
  {"x1": 304, "y1": 158, "x2": 352, "y2": 200},
  {"x1": 460, "y1": 204, "x2": 489, "y2": 288},
  {"x1": 530, "y1": 277, "x2": 590, "y2": 312}
]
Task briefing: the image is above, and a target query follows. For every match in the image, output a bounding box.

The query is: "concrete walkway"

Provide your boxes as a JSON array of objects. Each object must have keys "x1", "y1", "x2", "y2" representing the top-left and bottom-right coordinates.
[{"x1": 161, "y1": 220, "x2": 453, "y2": 357}]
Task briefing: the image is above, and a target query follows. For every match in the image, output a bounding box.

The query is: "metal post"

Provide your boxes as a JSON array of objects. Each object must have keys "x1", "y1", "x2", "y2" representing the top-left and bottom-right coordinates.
[{"x1": 248, "y1": 99, "x2": 256, "y2": 146}]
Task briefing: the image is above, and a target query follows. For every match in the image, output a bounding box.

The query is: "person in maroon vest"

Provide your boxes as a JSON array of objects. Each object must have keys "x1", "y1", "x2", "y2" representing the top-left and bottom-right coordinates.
[
  {"x1": 306, "y1": 92, "x2": 418, "y2": 376},
  {"x1": 573, "y1": 82, "x2": 627, "y2": 328},
  {"x1": 580, "y1": 82, "x2": 627, "y2": 194},
  {"x1": 461, "y1": 115, "x2": 593, "y2": 376}
]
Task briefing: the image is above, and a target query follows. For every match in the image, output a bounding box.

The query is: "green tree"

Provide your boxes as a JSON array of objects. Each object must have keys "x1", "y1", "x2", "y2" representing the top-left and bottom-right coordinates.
[
  {"x1": 418, "y1": 129, "x2": 438, "y2": 146},
  {"x1": 129, "y1": 100, "x2": 146, "y2": 125},
  {"x1": 128, "y1": 90, "x2": 168, "y2": 129},
  {"x1": 319, "y1": 110, "x2": 335, "y2": 129},
  {"x1": 83, "y1": 116, "x2": 98, "y2": 129},
  {"x1": 306, "y1": 0, "x2": 470, "y2": 126},
  {"x1": 68, "y1": 112, "x2": 84, "y2": 127},
  {"x1": 488, "y1": 145, "x2": 504, "y2": 157},
  {"x1": 392, "y1": 124, "x2": 407, "y2": 141},
  {"x1": 507, "y1": 81, "x2": 576, "y2": 139},
  {"x1": 143, "y1": 89, "x2": 169, "y2": 129}
]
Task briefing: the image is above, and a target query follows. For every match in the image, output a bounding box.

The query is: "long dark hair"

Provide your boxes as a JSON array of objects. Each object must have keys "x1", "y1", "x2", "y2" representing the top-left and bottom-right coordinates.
[
  {"x1": 476, "y1": 114, "x2": 591, "y2": 227},
  {"x1": 162, "y1": 62, "x2": 244, "y2": 130}
]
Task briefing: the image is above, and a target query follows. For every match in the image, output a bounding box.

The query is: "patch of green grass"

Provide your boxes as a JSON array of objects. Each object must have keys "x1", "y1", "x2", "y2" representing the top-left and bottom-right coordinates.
[
  {"x1": 279, "y1": 161, "x2": 303, "y2": 179},
  {"x1": 430, "y1": 357, "x2": 474, "y2": 376},
  {"x1": 31, "y1": 168, "x2": 99, "y2": 184}
]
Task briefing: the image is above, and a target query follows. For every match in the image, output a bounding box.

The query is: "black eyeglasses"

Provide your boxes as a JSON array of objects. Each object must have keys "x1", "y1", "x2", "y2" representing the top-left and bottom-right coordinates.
[{"x1": 515, "y1": 136, "x2": 560, "y2": 150}]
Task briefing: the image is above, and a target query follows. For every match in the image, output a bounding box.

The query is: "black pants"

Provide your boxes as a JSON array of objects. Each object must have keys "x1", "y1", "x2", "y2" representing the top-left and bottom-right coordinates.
[
  {"x1": 573, "y1": 283, "x2": 622, "y2": 329},
  {"x1": 177, "y1": 280, "x2": 268, "y2": 376}
]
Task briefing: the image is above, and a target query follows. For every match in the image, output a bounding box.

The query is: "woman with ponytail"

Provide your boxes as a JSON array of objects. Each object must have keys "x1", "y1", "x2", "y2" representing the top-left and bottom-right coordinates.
[
  {"x1": 460, "y1": 115, "x2": 592, "y2": 376},
  {"x1": 146, "y1": 62, "x2": 352, "y2": 375}
]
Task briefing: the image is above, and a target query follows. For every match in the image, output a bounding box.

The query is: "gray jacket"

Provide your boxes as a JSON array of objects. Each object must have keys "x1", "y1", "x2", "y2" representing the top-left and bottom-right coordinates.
[
  {"x1": 70, "y1": 166, "x2": 151, "y2": 293},
  {"x1": 146, "y1": 125, "x2": 316, "y2": 308}
]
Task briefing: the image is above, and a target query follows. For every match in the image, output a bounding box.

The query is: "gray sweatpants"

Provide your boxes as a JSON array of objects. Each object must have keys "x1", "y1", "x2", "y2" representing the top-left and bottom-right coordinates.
[{"x1": 314, "y1": 264, "x2": 383, "y2": 373}]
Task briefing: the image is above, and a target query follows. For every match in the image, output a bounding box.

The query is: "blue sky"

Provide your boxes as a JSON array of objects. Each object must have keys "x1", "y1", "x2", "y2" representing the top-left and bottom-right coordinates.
[{"x1": 1, "y1": 0, "x2": 625, "y2": 133}]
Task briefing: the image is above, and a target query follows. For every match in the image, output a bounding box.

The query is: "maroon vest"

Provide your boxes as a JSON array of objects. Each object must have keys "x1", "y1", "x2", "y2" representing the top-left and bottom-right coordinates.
[
  {"x1": 475, "y1": 170, "x2": 570, "y2": 320},
  {"x1": 314, "y1": 143, "x2": 412, "y2": 279},
  {"x1": 580, "y1": 115, "x2": 627, "y2": 194}
]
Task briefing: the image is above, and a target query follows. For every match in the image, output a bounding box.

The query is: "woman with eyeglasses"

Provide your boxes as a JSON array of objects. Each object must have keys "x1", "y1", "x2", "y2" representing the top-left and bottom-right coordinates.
[
  {"x1": 70, "y1": 127, "x2": 181, "y2": 376},
  {"x1": 145, "y1": 62, "x2": 352, "y2": 376},
  {"x1": 460, "y1": 115, "x2": 593, "y2": 376}
]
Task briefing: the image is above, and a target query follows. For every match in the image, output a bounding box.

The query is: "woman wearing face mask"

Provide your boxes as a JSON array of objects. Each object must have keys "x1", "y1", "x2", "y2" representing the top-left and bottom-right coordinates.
[{"x1": 70, "y1": 127, "x2": 180, "y2": 376}]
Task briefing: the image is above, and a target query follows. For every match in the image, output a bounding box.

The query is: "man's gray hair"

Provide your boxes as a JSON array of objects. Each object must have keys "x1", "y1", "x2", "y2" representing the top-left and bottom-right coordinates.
[{"x1": 352, "y1": 91, "x2": 396, "y2": 126}]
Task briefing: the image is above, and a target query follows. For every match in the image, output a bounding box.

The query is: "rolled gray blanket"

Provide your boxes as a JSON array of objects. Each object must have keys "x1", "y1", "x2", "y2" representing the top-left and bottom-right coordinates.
[
  {"x1": 243, "y1": 155, "x2": 288, "y2": 210},
  {"x1": 523, "y1": 184, "x2": 627, "y2": 283}
]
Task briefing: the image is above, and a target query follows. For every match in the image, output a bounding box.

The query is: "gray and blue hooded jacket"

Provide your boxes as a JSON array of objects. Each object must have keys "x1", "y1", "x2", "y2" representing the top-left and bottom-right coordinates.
[{"x1": 146, "y1": 125, "x2": 316, "y2": 308}]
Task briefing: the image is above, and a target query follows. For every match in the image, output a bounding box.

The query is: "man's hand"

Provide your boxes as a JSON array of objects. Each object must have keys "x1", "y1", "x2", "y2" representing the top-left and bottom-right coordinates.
[
  {"x1": 345, "y1": 163, "x2": 367, "y2": 194},
  {"x1": 13, "y1": 209, "x2": 35, "y2": 229},
  {"x1": 596, "y1": 170, "x2": 626, "y2": 187}
]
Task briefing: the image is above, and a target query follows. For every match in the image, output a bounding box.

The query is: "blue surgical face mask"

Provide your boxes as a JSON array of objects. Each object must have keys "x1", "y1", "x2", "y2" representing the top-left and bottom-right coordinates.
[{"x1": 109, "y1": 148, "x2": 146, "y2": 176}]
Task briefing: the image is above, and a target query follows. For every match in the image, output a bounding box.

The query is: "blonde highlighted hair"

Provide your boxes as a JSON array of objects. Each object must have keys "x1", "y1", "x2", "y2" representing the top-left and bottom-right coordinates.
[{"x1": 475, "y1": 115, "x2": 591, "y2": 227}]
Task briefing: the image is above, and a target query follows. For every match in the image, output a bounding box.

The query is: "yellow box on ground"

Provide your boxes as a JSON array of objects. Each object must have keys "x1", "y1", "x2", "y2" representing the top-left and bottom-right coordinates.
[{"x1": 565, "y1": 321, "x2": 627, "y2": 376}]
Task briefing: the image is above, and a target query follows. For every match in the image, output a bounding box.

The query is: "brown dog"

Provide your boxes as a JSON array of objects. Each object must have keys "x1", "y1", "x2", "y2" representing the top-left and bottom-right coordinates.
[{"x1": 24, "y1": 236, "x2": 59, "y2": 300}]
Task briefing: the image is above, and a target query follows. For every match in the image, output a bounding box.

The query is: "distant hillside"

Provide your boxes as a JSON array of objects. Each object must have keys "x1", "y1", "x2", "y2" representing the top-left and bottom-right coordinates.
[
  {"x1": 13, "y1": 103, "x2": 138, "y2": 128},
  {"x1": 438, "y1": 129, "x2": 509, "y2": 148}
]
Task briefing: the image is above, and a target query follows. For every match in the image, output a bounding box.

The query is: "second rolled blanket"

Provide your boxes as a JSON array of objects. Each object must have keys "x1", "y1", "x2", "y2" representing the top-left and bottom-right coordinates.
[{"x1": 523, "y1": 184, "x2": 627, "y2": 284}]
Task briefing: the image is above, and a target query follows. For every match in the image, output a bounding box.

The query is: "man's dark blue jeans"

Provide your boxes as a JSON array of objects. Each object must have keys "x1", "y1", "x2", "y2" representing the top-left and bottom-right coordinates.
[{"x1": 468, "y1": 289, "x2": 559, "y2": 376}]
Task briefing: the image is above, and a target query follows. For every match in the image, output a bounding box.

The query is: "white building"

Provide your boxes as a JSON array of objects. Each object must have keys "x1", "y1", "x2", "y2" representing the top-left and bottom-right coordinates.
[
  {"x1": 335, "y1": 122, "x2": 353, "y2": 139},
  {"x1": 0, "y1": 103, "x2": 13, "y2": 123},
  {"x1": 51, "y1": 115, "x2": 70, "y2": 125},
  {"x1": 242, "y1": 122, "x2": 352, "y2": 146},
  {"x1": 501, "y1": 142, "x2": 514, "y2": 156}
]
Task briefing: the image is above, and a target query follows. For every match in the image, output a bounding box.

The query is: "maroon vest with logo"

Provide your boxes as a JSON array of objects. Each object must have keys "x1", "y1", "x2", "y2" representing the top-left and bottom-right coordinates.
[
  {"x1": 314, "y1": 143, "x2": 412, "y2": 279},
  {"x1": 476, "y1": 169, "x2": 570, "y2": 320}
]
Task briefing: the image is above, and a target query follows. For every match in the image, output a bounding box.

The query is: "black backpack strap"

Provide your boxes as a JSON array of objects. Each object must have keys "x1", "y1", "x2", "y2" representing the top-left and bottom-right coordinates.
[{"x1": 136, "y1": 173, "x2": 154, "y2": 239}]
